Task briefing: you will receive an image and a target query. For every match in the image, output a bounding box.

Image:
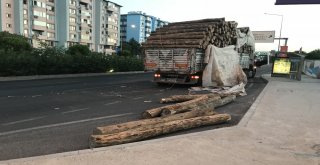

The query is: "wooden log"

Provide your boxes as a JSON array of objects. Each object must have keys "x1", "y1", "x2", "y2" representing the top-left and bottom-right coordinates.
[
  {"x1": 167, "y1": 18, "x2": 225, "y2": 26},
  {"x1": 89, "y1": 113, "x2": 231, "y2": 148},
  {"x1": 93, "y1": 109, "x2": 216, "y2": 135},
  {"x1": 160, "y1": 95, "x2": 203, "y2": 103},
  {"x1": 141, "y1": 95, "x2": 217, "y2": 118},
  {"x1": 160, "y1": 95, "x2": 221, "y2": 117},
  {"x1": 214, "y1": 95, "x2": 236, "y2": 108},
  {"x1": 141, "y1": 44, "x2": 202, "y2": 48},
  {"x1": 147, "y1": 34, "x2": 206, "y2": 41},
  {"x1": 145, "y1": 39, "x2": 203, "y2": 46}
]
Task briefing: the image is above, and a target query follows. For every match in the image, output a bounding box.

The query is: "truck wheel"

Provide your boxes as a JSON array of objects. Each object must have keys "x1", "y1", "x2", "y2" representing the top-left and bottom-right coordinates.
[{"x1": 250, "y1": 69, "x2": 256, "y2": 78}]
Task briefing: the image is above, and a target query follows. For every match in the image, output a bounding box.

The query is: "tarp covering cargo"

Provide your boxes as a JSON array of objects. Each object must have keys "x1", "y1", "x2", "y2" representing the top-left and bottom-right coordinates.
[{"x1": 202, "y1": 45, "x2": 247, "y2": 87}]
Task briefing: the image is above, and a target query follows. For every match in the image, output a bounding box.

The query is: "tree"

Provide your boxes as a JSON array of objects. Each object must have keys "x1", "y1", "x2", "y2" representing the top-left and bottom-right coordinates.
[
  {"x1": 306, "y1": 49, "x2": 320, "y2": 60},
  {"x1": 0, "y1": 31, "x2": 32, "y2": 52},
  {"x1": 66, "y1": 44, "x2": 91, "y2": 56},
  {"x1": 120, "y1": 38, "x2": 142, "y2": 57}
]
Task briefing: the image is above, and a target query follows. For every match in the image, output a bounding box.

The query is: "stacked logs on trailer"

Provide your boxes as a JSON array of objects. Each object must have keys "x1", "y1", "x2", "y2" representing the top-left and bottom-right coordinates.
[
  {"x1": 89, "y1": 93, "x2": 237, "y2": 148},
  {"x1": 141, "y1": 18, "x2": 238, "y2": 49}
]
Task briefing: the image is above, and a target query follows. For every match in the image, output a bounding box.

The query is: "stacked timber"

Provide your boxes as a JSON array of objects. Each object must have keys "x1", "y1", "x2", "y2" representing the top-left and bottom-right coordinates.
[
  {"x1": 142, "y1": 18, "x2": 238, "y2": 49},
  {"x1": 89, "y1": 93, "x2": 236, "y2": 148}
]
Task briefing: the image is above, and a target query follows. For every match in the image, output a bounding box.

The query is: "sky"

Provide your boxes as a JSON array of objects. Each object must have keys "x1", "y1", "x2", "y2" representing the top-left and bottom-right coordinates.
[{"x1": 112, "y1": 0, "x2": 320, "y2": 53}]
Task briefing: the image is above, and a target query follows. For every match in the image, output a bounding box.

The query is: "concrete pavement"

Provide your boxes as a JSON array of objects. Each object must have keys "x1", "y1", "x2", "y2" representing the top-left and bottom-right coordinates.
[{"x1": 1, "y1": 74, "x2": 319, "y2": 165}]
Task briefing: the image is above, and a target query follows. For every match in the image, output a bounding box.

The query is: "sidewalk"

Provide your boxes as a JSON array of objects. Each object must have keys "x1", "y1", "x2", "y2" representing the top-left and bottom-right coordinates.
[{"x1": 1, "y1": 74, "x2": 319, "y2": 165}]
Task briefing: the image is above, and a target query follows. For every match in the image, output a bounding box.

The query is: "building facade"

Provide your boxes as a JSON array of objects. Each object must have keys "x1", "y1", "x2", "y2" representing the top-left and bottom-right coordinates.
[
  {"x1": 0, "y1": 0, "x2": 121, "y2": 54},
  {"x1": 120, "y1": 11, "x2": 168, "y2": 44}
]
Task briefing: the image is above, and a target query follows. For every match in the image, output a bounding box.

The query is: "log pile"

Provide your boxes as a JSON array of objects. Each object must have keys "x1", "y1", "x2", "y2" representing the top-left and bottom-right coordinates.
[
  {"x1": 89, "y1": 93, "x2": 236, "y2": 148},
  {"x1": 142, "y1": 18, "x2": 238, "y2": 49}
]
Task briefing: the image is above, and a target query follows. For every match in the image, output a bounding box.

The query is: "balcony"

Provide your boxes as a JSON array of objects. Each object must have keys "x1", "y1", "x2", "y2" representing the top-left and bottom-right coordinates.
[{"x1": 32, "y1": 25, "x2": 46, "y2": 31}]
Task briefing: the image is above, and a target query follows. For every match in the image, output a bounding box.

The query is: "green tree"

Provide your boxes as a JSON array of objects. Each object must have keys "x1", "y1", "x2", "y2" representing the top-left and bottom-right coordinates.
[
  {"x1": 66, "y1": 44, "x2": 90, "y2": 56},
  {"x1": 0, "y1": 31, "x2": 32, "y2": 52},
  {"x1": 306, "y1": 49, "x2": 320, "y2": 60},
  {"x1": 121, "y1": 38, "x2": 142, "y2": 57}
]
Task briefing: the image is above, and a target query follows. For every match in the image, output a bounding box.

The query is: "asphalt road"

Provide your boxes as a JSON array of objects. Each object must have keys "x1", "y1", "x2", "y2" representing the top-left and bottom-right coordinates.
[{"x1": 0, "y1": 65, "x2": 271, "y2": 161}]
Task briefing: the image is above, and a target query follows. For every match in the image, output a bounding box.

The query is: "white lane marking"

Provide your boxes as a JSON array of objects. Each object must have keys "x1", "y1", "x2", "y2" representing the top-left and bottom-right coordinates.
[
  {"x1": 31, "y1": 95, "x2": 42, "y2": 98},
  {"x1": 62, "y1": 108, "x2": 89, "y2": 114},
  {"x1": 2, "y1": 116, "x2": 46, "y2": 126},
  {"x1": 132, "y1": 97, "x2": 144, "y2": 100},
  {"x1": 104, "y1": 101, "x2": 122, "y2": 106},
  {"x1": 0, "y1": 113, "x2": 134, "y2": 136}
]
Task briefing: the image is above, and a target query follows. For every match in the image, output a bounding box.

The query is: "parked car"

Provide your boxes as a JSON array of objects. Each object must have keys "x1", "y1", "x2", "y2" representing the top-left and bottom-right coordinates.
[{"x1": 255, "y1": 55, "x2": 268, "y2": 66}]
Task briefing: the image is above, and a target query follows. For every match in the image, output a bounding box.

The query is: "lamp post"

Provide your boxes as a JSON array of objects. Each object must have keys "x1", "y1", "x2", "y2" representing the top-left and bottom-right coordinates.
[{"x1": 264, "y1": 13, "x2": 283, "y2": 53}]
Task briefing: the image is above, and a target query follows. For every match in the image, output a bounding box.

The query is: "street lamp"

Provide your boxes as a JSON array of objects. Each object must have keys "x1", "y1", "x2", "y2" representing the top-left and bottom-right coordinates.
[{"x1": 264, "y1": 13, "x2": 283, "y2": 53}]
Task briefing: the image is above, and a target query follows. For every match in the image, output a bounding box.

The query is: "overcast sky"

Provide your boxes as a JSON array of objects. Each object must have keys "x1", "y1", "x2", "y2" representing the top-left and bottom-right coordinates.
[{"x1": 112, "y1": 0, "x2": 320, "y2": 53}]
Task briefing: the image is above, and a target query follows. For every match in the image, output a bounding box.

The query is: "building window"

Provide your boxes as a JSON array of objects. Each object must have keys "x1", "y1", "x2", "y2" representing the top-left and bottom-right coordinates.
[
  {"x1": 6, "y1": 24, "x2": 12, "y2": 28},
  {"x1": 24, "y1": 20, "x2": 28, "y2": 25},
  {"x1": 34, "y1": 20, "x2": 46, "y2": 26},
  {"x1": 70, "y1": 0, "x2": 76, "y2": 6},
  {"x1": 33, "y1": 1, "x2": 46, "y2": 8},
  {"x1": 48, "y1": 0, "x2": 54, "y2": 3},
  {"x1": 46, "y1": 6, "x2": 55, "y2": 12},
  {"x1": 6, "y1": 13, "x2": 12, "y2": 18},
  {"x1": 23, "y1": 0, "x2": 27, "y2": 4},
  {"x1": 23, "y1": 9, "x2": 27, "y2": 15},
  {"x1": 69, "y1": 17, "x2": 76, "y2": 23},
  {"x1": 6, "y1": 3, "x2": 11, "y2": 8},
  {"x1": 24, "y1": 29, "x2": 28, "y2": 36},
  {"x1": 34, "y1": 11, "x2": 46, "y2": 18},
  {"x1": 47, "y1": 32, "x2": 55, "y2": 38},
  {"x1": 47, "y1": 23, "x2": 55, "y2": 30},
  {"x1": 69, "y1": 9, "x2": 76, "y2": 14},
  {"x1": 47, "y1": 14, "x2": 55, "y2": 21},
  {"x1": 70, "y1": 26, "x2": 76, "y2": 31}
]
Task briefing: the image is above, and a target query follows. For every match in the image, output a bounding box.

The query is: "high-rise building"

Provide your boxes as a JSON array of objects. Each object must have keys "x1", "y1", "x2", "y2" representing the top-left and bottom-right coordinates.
[
  {"x1": 94, "y1": 0, "x2": 121, "y2": 54},
  {"x1": 0, "y1": 0, "x2": 121, "y2": 54},
  {"x1": 120, "y1": 11, "x2": 168, "y2": 44}
]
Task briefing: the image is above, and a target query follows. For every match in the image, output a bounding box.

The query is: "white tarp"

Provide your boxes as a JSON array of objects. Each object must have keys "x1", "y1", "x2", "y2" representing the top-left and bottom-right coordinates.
[
  {"x1": 236, "y1": 28, "x2": 255, "y2": 52},
  {"x1": 202, "y1": 45, "x2": 247, "y2": 87}
]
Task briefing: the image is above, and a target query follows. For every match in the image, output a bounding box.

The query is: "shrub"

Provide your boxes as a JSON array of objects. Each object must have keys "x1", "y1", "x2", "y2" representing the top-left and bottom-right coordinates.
[{"x1": 306, "y1": 49, "x2": 320, "y2": 60}]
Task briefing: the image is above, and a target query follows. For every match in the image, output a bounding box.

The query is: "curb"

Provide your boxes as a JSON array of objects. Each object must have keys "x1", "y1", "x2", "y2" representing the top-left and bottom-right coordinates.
[
  {"x1": 0, "y1": 71, "x2": 148, "y2": 82},
  {"x1": 237, "y1": 74, "x2": 270, "y2": 127}
]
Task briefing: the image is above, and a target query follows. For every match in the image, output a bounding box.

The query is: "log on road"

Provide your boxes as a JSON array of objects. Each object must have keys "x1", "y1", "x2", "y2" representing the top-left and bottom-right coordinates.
[
  {"x1": 158, "y1": 94, "x2": 236, "y2": 117},
  {"x1": 90, "y1": 114, "x2": 231, "y2": 148},
  {"x1": 142, "y1": 95, "x2": 220, "y2": 118},
  {"x1": 93, "y1": 108, "x2": 216, "y2": 135}
]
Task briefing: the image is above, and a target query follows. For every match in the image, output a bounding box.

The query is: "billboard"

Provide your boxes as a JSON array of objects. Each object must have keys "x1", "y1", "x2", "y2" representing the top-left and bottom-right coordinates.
[
  {"x1": 275, "y1": 0, "x2": 320, "y2": 5},
  {"x1": 252, "y1": 31, "x2": 275, "y2": 43}
]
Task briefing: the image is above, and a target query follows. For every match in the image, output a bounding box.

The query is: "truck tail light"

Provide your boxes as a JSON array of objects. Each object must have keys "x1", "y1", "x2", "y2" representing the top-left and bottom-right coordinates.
[
  {"x1": 191, "y1": 75, "x2": 200, "y2": 79},
  {"x1": 154, "y1": 74, "x2": 161, "y2": 78}
]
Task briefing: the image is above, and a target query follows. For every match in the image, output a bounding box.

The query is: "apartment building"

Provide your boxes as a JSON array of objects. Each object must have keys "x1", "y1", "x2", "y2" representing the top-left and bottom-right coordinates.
[
  {"x1": 120, "y1": 11, "x2": 168, "y2": 44},
  {"x1": 0, "y1": 0, "x2": 121, "y2": 54},
  {"x1": 0, "y1": 0, "x2": 16, "y2": 33}
]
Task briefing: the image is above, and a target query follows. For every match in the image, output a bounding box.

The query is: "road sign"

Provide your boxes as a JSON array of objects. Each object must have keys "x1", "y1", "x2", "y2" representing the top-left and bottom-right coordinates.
[{"x1": 252, "y1": 31, "x2": 275, "y2": 43}]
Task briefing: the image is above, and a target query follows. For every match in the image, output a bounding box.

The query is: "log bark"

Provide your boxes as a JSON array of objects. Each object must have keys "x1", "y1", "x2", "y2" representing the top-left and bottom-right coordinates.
[
  {"x1": 159, "y1": 93, "x2": 236, "y2": 104},
  {"x1": 142, "y1": 44, "x2": 202, "y2": 48},
  {"x1": 160, "y1": 94, "x2": 236, "y2": 117},
  {"x1": 90, "y1": 114, "x2": 231, "y2": 148},
  {"x1": 93, "y1": 109, "x2": 216, "y2": 135},
  {"x1": 160, "y1": 95, "x2": 203, "y2": 103},
  {"x1": 214, "y1": 95, "x2": 236, "y2": 108},
  {"x1": 142, "y1": 95, "x2": 220, "y2": 118}
]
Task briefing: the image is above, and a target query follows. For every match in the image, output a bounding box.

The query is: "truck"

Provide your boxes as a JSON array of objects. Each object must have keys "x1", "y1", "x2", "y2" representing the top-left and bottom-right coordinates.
[
  {"x1": 143, "y1": 19, "x2": 256, "y2": 85},
  {"x1": 144, "y1": 48, "x2": 205, "y2": 85}
]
